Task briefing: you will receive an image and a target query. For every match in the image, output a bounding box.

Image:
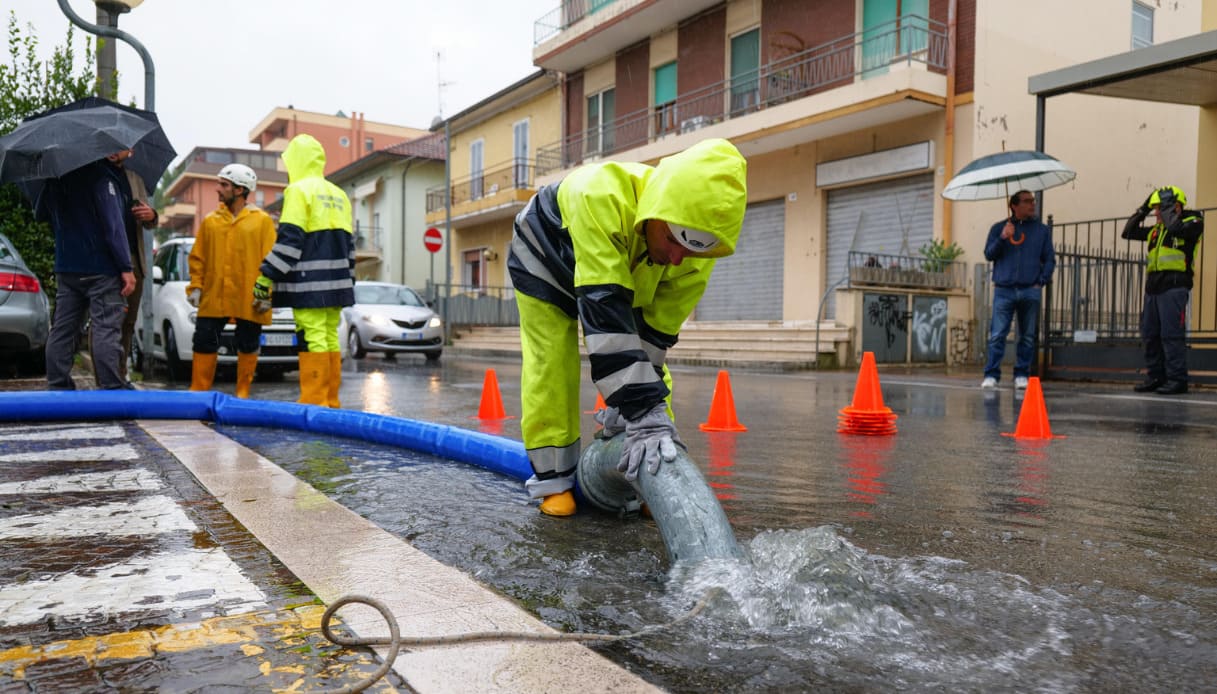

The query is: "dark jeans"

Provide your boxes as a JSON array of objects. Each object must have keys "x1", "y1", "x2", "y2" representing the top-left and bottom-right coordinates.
[
  {"x1": 46, "y1": 273, "x2": 127, "y2": 390},
  {"x1": 983, "y1": 285, "x2": 1041, "y2": 381},
  {"x1": 192, "y1": 316, "x2": 263, "y2": 354},
  {"x1": 1140, "y1": 287, "x2": 1190, "y2": 383}
]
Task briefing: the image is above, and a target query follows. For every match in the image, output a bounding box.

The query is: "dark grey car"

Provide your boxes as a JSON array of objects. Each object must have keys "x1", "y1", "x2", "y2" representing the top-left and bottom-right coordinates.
[{"x1": 0, "y1": 231, "x2": 51, "y2": 375}]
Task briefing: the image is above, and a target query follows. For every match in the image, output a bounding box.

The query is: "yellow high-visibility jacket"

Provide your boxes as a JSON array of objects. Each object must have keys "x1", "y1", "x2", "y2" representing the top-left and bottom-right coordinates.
[
  {"x1": 508, "y1": 138, "x2": 747, "y2": 419},
  {"x1": 187, "y1": 205, "x2": 277, "y2": 325}
]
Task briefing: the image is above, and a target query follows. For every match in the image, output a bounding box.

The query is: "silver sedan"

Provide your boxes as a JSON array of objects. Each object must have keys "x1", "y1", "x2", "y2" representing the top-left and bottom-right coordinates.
[
  {"x1": 0, "y1": 231, "x2": 50, "y2": 376},
  {"x1": 342, "y1": 282, "x2": 444, "y2": 361}
]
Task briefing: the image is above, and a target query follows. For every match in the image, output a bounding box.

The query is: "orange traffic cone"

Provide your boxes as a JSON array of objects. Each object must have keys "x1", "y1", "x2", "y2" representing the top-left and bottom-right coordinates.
[
  {"x1": 838, "y1": 351, "x2": 898, "y2": 436},
  {"x1": 584, "y1": 392, "x2": 606, "y2": 414},
  {"x1": 477, "y1": 368, "x2": 508, "y2": 420},
  {"x1": 1004, "y1": 377, "x2": 1064, "y2": 440},
  {"x1": 700, "y1": 370, "x2": 747, "y2": 432}
]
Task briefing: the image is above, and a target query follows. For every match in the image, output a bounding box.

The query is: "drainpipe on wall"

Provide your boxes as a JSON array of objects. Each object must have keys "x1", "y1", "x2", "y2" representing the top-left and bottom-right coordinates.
[
  {"x1": 941, "y1": 0, "x2": 958, "y2": 245},
  {"x1": 400, "y1": 159, "x2": 416, "y2": 286}
]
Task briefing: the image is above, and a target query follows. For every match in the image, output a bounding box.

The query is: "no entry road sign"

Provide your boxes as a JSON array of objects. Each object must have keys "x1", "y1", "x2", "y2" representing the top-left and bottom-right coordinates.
[{"x1": 424, "y1": 227, "x2": 443, "y2": 253}]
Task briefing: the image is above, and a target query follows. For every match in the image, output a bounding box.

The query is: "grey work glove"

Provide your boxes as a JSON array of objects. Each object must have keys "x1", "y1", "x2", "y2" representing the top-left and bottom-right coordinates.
[
  {"x1": 594, "y1": 405, "x2": 627, "y2": 438},
  {"x1": 252, "y1": 297, "x2": 273, "y2": 313},
  {"x1": 617, "y1": 402, "x2": 685, "y2": 481},
  {"x1": 186, "y1": 288, "x2": 201, "y2": 308}
]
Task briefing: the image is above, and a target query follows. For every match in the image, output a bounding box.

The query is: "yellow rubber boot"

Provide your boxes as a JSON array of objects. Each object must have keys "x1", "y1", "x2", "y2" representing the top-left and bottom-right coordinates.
[
  {"x1": 296, "y1": 351, "x2": 329, "y2": 405},
  {"x1": 326, "y1": 351, "x2": 342, "y2": 408},
  {"x1": 539, "y1": 490, "x2": 576, "y2": 517},
  {"x1": 235, "y1": 352, "x2": 258, "y2": 399},
  {"x1": 189, "y1": 352, "x2": 217, "y2": 392}
]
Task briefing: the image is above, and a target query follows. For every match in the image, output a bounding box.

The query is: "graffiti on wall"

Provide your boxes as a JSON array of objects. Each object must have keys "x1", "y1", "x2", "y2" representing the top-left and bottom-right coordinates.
[
  {"x1": 911, "y1": 296, "x2": 947, "y2": 362},
  {"x1": 862, "y1": 293, "x2": 908, "y2": 363}
]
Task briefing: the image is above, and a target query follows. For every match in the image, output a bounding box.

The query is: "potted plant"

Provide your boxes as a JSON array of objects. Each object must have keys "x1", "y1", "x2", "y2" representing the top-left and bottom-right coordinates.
[{"x1": 918, "y1": 239, "x2": 964, "y2": 288}]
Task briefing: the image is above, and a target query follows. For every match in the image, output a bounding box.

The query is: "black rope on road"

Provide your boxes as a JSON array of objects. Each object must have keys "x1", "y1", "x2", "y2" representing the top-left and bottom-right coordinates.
[{"x1": 314, "y1": 589, "x2": 722, "y2": 694}]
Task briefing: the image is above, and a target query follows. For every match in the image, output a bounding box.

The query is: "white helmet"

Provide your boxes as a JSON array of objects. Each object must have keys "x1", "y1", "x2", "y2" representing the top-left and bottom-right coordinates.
[{"x1": 217, "y1": 163, "x2": 257, "y2": 195}]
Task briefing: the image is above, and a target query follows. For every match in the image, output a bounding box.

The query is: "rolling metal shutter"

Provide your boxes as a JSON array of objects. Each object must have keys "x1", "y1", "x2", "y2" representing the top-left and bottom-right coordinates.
[
  {"x1": 824, "y1": 173, "x2": 935, "y2": 319},
  {"x1": 696, "y1": 198, "x2": 785, "y2": 320}
]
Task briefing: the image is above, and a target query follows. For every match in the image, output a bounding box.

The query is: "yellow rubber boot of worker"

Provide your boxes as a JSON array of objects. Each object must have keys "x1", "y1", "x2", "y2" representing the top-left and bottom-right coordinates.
[
  {"x1": 539, "y1": 490, "x2": 576, "y2": 517},
  {"x1": 235, "y1": 352, "x2": 258, "y2": 399},
  {"x1": 189, "y1": 352, "x2": 217, "y2": 392},
  {"x1": 296, "y1": 351, "x2": 329, "y2": 405},
  {"x1": 326, "y1": 351, "x2": 342, "y2": 408}
]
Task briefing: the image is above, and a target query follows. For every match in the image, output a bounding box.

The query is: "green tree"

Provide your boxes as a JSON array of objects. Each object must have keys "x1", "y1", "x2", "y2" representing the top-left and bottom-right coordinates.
[{"x1": 0, "y1": 11, "x2": 101, "y2": 301}]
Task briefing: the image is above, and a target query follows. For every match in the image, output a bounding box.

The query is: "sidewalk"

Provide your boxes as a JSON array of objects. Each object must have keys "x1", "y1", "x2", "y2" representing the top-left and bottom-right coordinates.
[{"x1": 0, "y1": 371, "x2": 657, "y2": 693}]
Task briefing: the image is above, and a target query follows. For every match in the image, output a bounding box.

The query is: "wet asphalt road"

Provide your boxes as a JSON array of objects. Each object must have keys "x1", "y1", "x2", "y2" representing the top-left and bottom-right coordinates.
[{"x1": 136, "y1": 353, "x2": 1217, "y2": 692}]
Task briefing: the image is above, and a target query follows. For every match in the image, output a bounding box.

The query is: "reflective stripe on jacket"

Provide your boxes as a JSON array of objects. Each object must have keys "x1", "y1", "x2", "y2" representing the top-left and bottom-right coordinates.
[
  {"x1": 187, "y1": 205, "x2": 278, "y2": 325},
  {"x1": 260, "y1": 134, "x2": 355, "y2": 309},
  {"x1": 508, "y1": 138, "x2": 747, "y2": 420}
]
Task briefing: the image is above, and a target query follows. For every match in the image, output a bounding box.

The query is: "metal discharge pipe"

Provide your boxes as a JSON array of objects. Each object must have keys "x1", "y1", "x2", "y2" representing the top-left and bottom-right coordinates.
[{"x1": 576, "y1": 436, "x2": 742, "y2": 564}]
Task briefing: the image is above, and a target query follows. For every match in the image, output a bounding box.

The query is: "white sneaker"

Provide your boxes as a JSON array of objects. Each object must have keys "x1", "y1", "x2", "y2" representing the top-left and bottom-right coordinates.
[
  {"x1": 1014, "y1": 376, "x2": 1029, "y2": 389},
  {"x1": 981, "y1": 377, "x2": 997, "y2": 389}
]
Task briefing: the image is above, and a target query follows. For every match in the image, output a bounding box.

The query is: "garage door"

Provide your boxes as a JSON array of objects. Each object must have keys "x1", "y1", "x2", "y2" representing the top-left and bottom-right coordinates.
[
  {"x1": 696, "y1": 198, "x2": 785, "y2": 320},
  {"x1": 824, "y1": 174, "x2": 935, "y2": 319}
]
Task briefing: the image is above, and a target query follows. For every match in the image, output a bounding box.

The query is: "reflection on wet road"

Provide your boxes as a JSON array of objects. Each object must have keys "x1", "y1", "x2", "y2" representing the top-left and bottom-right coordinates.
[{"x1": 212, "y1": 356, "x2": 1217, "y2": 691}]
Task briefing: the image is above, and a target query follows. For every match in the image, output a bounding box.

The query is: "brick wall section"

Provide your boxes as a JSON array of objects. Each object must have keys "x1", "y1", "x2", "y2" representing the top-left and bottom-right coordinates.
[
  {"x1": 564, "y1": 71, "x2": 584, "y2": 142},
  {"x1": 615, "y1": 40, "x2": 650, "y2": 151},
  {"x1": 761, "y1": 0, "x2": 854, "y2": 63},
  {"x1": 677, "y1": 6, "x2": 727, "y2": 123},
  {"x1": 954, "y1": 0, "x2": 975, "y2": 94},
  {"x1": 762, "y1": 0, "x2": 855, "y2": 98}
]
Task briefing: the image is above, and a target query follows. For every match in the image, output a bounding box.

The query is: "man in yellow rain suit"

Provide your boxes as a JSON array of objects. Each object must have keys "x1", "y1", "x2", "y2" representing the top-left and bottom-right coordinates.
[
  {"x1": 186, "y1": 164, "x2": 277, "y2": 398},
  {"x1": 507, "y1": 138, "x2": 748, "y2": 516},
  {"x1": 254, "y1": 134, "x2": 354, "y2": 407}
]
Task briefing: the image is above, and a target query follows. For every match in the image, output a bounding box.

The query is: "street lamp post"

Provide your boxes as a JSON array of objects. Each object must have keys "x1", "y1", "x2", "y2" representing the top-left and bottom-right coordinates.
[{"x1": 56, "y1": 0, "x2": 157, "y2": 376}]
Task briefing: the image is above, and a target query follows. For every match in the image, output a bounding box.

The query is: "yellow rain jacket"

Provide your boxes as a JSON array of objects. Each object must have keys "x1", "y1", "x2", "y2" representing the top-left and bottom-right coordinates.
[
  {"x1": 508, "y1": 138, "x2": 747, "y2": 484},
  {"x1": 187, "y1": 205, "x2": 278, "y2": 325}
]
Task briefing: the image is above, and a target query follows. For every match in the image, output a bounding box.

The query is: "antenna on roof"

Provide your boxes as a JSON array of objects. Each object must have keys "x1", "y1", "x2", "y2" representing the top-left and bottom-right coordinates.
[{"x1": 435, "y1": 50, "x2": 453, "y2": 118}]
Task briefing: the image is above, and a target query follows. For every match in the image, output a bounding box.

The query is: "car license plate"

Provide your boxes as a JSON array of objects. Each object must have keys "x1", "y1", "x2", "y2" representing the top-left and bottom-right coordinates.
[
  {"x1": 261, "y1": 333, "x2": 296, "y2": 347},
  {"x1": 401, "y1": 331, "x2": 421, "y2": 342}
]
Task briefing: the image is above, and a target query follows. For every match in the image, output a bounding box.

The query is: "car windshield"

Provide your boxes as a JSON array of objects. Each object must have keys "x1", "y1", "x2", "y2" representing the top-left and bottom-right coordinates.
[{"x1": 354, "y1": 285, "x2": 424, "y2": 307}]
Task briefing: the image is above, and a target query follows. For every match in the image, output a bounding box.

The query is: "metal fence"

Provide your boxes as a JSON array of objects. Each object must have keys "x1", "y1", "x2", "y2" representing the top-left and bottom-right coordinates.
[
  {"x1": 847, "y1": 250, "x2": 966, "y2": 291},
  {"x1": 425, "y1": 282, "x2": 519, "y2": 328},
  {"x1": 535, "y1": 16, "x2": 947, "y2": 176},
  {"x1": 425, "y1": 160, "x2": 534, "y2": 214}
]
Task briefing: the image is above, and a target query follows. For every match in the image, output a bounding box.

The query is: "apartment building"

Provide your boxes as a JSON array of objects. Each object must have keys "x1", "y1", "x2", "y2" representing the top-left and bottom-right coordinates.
[
  {"x1": 522, "y1": 0, "x2": 1210, "y2": 367},
  {"x1": 425, "y1": 70, "x2": 563, "y2": 294},
  {"x1": 160, "y1": 147, "x2": 288, "y2": 237},
  {"x1": 248, "y1": 107, "x2": 428, "y2": 176}
]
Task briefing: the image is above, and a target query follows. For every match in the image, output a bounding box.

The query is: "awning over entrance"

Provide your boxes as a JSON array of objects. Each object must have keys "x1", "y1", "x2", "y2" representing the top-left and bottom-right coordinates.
[{"x1": 1028, "y1": 29, "x2": 1217, "y2": 106}]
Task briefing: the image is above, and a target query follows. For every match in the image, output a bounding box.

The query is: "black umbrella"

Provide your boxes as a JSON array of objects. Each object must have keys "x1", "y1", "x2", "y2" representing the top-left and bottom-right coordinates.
[{"x1": 0, "y1": 96, "x2": 176, "y2": 201}]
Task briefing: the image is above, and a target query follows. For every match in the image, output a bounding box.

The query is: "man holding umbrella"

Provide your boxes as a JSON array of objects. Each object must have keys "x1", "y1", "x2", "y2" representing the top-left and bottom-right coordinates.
[
  {"x1": 980, "y1": 190, "x2": 1056, "y2": 390},
  {"x1": 36, "y1": 151, "x2": 136, "y2": 390}
]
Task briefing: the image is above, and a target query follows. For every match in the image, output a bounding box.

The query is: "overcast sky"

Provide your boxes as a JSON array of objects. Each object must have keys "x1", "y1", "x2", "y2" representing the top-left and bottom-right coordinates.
[{"x1": 8, "y1": 0, "x2": 556, "y2": 161}]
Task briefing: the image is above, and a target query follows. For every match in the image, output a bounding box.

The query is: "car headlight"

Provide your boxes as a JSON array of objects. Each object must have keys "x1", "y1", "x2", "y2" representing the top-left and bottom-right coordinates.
[
  {"x1": 428, "y1": 316, "x2": 442, "y2": 328},
  {"x1": 362, "y1": 314, "x2": 393, "y2": 328}
]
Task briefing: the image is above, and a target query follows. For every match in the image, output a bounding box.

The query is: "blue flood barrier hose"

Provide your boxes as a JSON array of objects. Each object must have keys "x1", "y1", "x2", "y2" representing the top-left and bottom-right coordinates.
[{"x1": 0, "y1": 390, "x2": 534, "y2": 482}]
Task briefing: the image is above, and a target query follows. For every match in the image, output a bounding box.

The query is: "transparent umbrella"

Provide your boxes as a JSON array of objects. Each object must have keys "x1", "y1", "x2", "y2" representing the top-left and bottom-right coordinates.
[{"x1": 942, "y1": 150, "x2": 1076, "y2": 201}]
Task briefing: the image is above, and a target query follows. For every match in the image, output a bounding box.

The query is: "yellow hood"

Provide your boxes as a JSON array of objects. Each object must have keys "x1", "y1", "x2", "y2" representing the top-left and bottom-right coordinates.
[
  {"x1": 281, "y1": 134, "x2": 327, "y2": 183},
  {"x1": 634, "y1": 138, "x2": 747, "y2": 258}
]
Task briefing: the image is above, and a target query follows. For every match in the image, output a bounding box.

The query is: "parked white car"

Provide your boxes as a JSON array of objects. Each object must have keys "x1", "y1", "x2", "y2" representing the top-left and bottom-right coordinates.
[
  {"x1": 340, "y1": 281, "x2": 443, "y2": 361},
  {"x1": 135, "y1": 237, "x2": 300, "y2": 379}
]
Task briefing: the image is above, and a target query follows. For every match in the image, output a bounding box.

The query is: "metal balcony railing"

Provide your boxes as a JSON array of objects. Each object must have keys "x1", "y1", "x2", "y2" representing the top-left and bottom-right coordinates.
[
  {"x1": 847, "y1": 250, "x2": 966, "y2": 291},
  {"x1": 535, "y1": 0, "x2": 618, "y2": 45},
  {"x1": 426, "y1": 159, "x2": 536, "y2": 214},
  {"x1": 535, "y1": 16, "x2": 947, "y2": 176}
]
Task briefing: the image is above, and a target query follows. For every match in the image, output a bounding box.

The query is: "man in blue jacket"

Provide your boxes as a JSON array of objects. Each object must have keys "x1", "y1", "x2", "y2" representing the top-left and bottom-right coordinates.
[
  {"x1": 37, "y1": 154, "x2": 136, "y2": 390},
  {"x1": 981, "y1": 190, "x2": 1056, "y2": 389}
]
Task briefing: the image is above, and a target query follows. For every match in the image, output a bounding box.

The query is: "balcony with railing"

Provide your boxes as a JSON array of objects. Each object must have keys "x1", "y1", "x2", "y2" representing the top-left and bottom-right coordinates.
[
  {"x1": 535, "y1": 16, "x2": 947, "y2": 177},
  {"x1": 425, "y1": 159, "x2": 536, "y2": 226}
]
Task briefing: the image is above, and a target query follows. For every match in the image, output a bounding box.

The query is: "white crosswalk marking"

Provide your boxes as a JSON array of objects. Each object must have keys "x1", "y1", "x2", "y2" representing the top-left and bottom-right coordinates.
[
  {"x1": 0, "y1": 422, "x2": 269, "y2": 629},
  {"x1": 0, "y1": 468, "x2": 164, "y2": 495},
  {"x1": 0, "y1": 496, "x2": 195, "y2": 539},
  {"x1": 0, "y1": 443, "x2": 139, "y2": 462},
  {"x1": 0, "y1": 424, "x2": 125, "y2": 442},
  {"x1": 0, "y1": 548, "x2": 268, "y2": 627}
]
